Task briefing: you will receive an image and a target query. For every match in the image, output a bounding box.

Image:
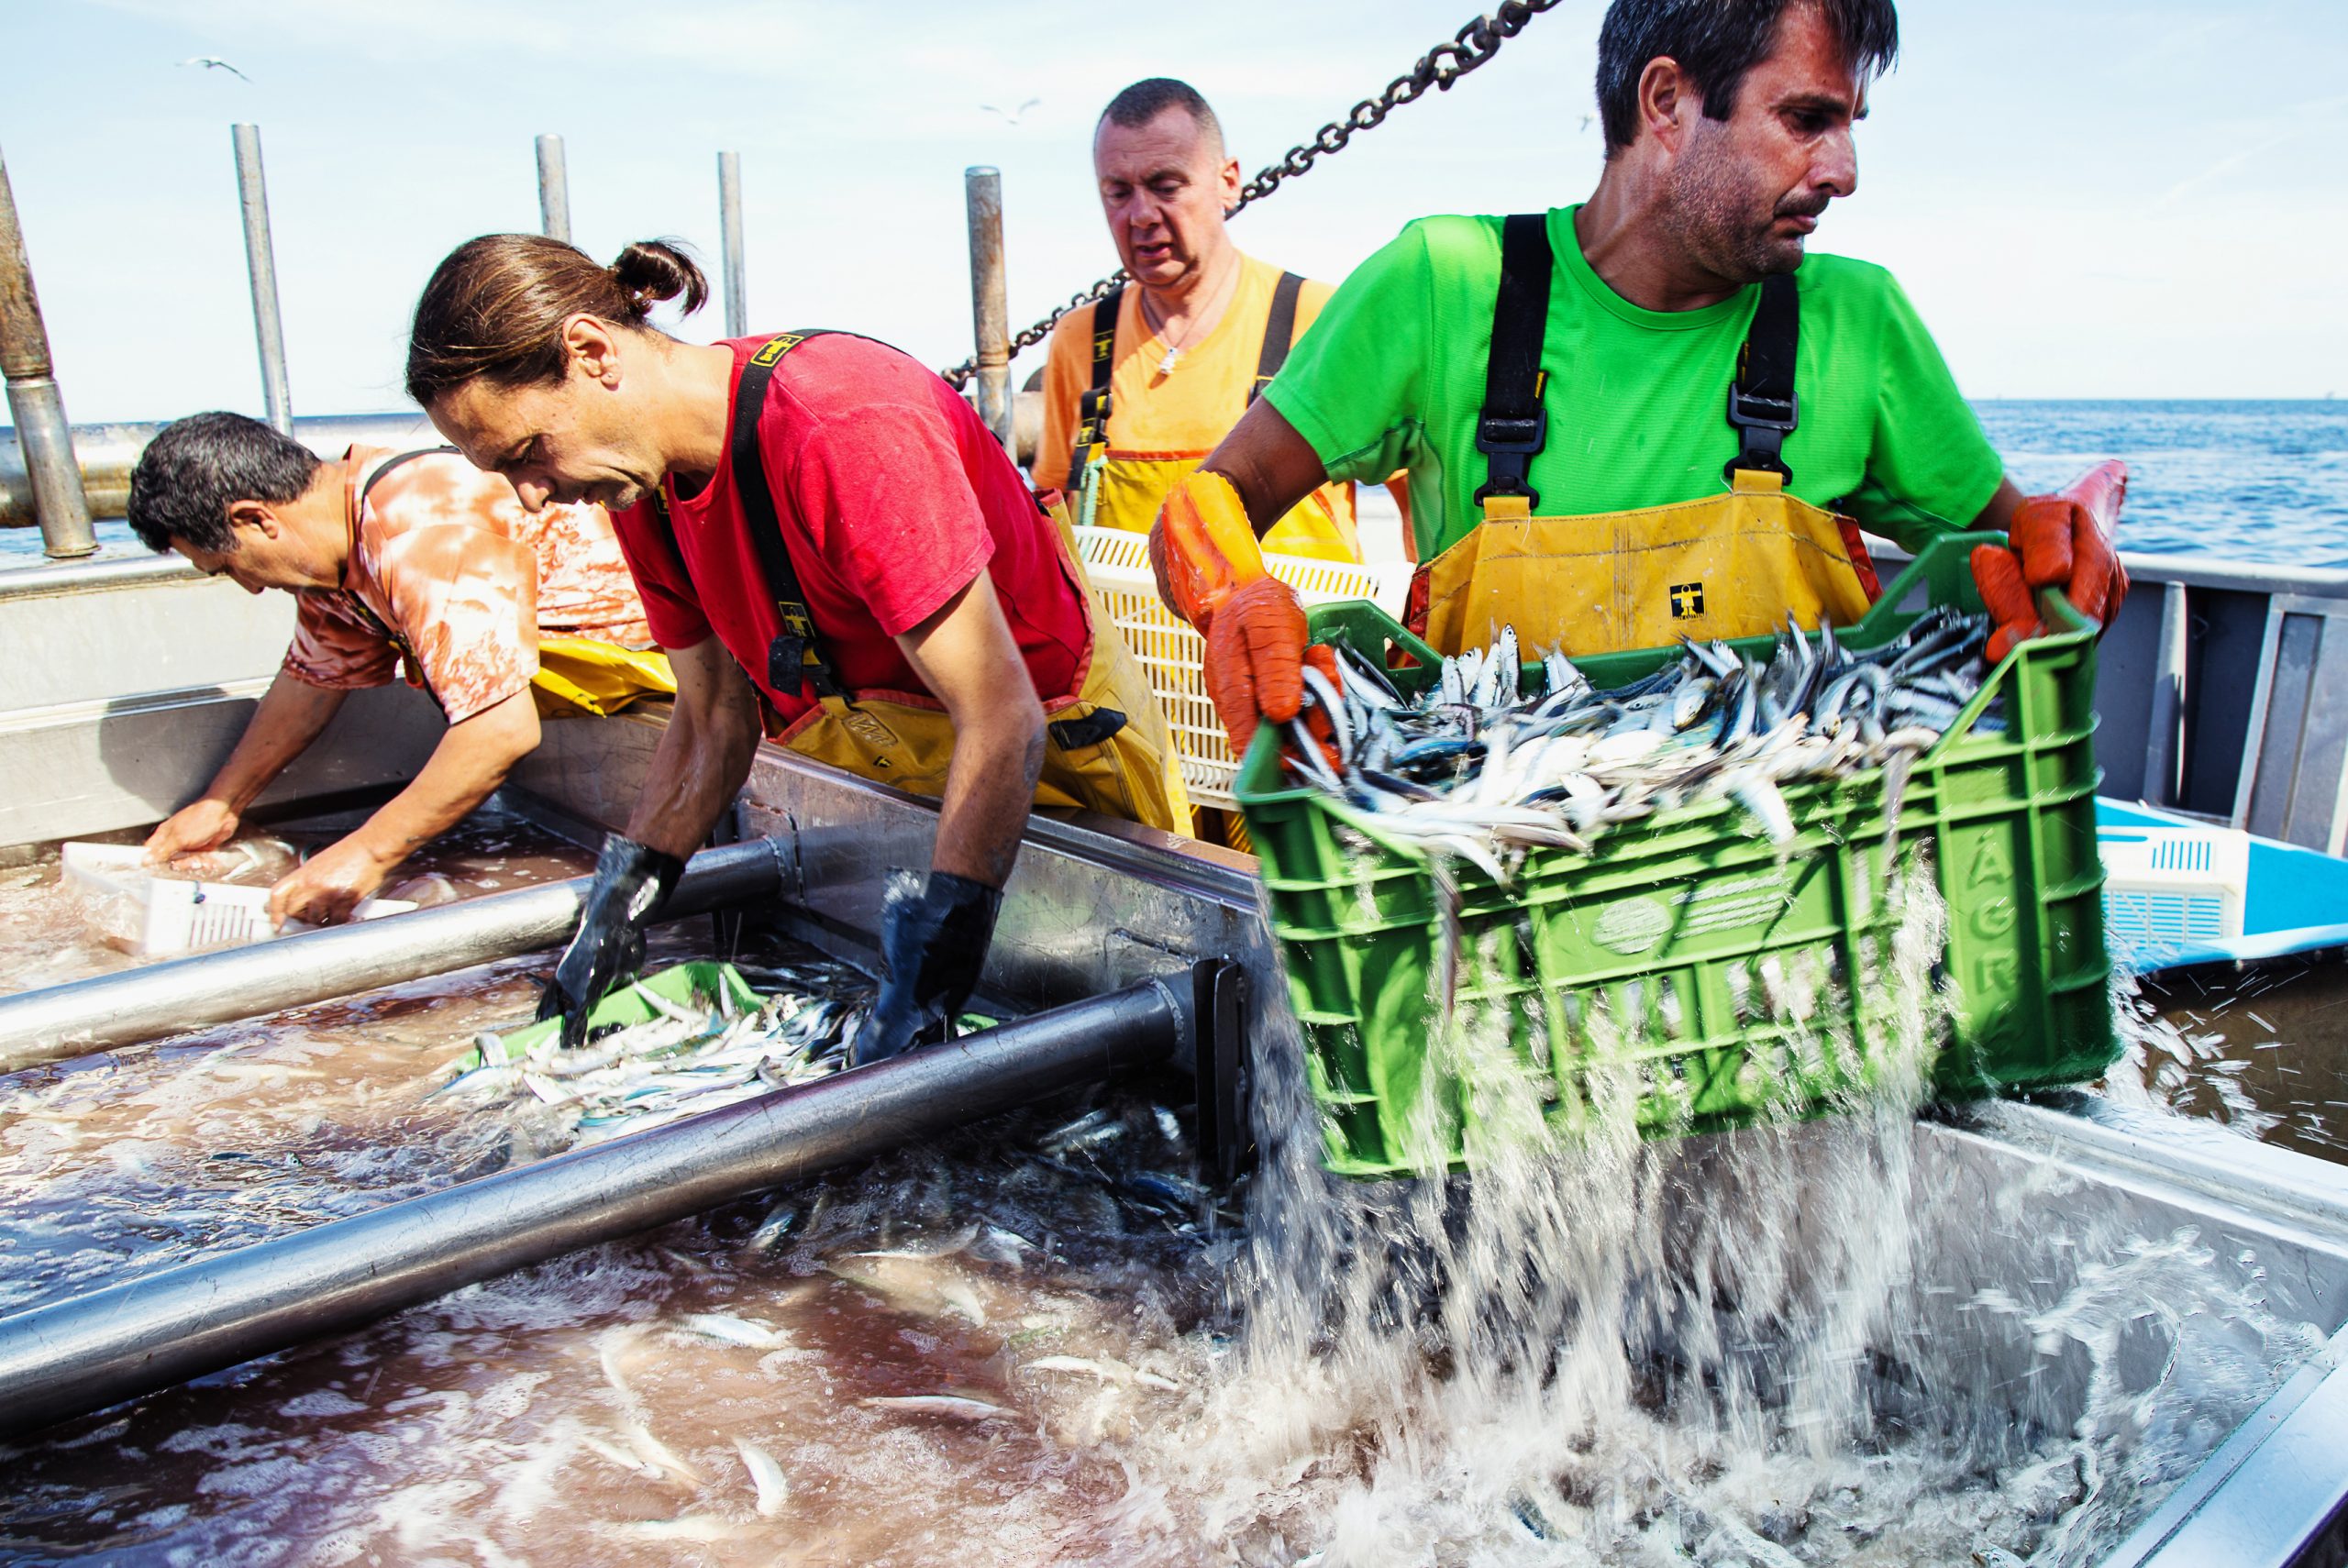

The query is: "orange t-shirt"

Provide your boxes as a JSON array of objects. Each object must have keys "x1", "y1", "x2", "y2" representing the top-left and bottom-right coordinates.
[
  {"x1": 282, "y1": 447, "x2": 651, "y2": 723},
  {"x1": 1033, "y1": 252, "x2": 1360, "y2": 557}
]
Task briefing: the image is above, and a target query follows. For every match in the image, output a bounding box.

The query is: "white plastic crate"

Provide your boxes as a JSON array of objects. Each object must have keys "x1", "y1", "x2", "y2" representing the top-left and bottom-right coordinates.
[
  {"x1": 1073, "y1": 525, "x2": 1413, "y2": 812},
  {"x1": 2097, "y1": 823, "x2": 2250, "y2": 963},
  {"x1": 62, "y1": 842, "x2": 415, "y2": 956}
]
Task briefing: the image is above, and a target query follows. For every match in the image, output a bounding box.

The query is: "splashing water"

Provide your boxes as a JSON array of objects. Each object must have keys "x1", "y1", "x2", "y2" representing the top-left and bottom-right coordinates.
[{"x1": 0, "y1": 842, "x2": 2335, "y2": 1563}]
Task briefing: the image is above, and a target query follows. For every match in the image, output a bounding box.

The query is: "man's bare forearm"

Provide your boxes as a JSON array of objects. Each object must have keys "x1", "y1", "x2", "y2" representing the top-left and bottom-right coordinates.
[
  {"x1": 347, "y1": 687, "x2": 541, "y2": 867},
  {"x1": 201, "y1": 670, "x2": 347, "y2": 809},
  {"x1": 624, "y1": 642, "x2": 762, "y2": 860},
  {"x1": 930, "y1": 712, "x2": 1045, "y2": 888},
  {"x1": 1200, "y1": 396, "x2": 1335, "y2": 537}
]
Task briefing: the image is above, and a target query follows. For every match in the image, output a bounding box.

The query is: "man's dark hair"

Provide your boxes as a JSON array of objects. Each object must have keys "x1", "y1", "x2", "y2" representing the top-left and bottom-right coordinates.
[
  {"x1": 125, "y1": 411, "x2": 321, "y2": 555},
  {"x1": 1595, "y1": 0, "x2": 1899, "y2": 155},
  {"x1": 1098, "y1": 78, "x2": 1224, "y2": 155}
]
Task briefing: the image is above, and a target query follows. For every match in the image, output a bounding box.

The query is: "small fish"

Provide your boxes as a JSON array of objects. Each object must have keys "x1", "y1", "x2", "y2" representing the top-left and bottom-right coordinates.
[
  {"x1": 1025, "y1": 1354, "x2": 1182, "y2": 1391},
  {"x1": 676, "y1": 1313, "x2": 786, "y2": 1350},
  {"x1": 736, "y1": 1439, "x2": 789, "y2": 1517},
  {"x1": 620, "y1": 1418, "x2": 706, "y2": 1487},
  {"x1": 858, "y1": 1394, "x2": 1014, "y2": 1422}
]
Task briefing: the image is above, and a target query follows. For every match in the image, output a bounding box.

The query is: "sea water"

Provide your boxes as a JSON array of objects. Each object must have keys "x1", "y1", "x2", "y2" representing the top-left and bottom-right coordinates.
[
  {"x1": 7, "y1": 402, "x2": 2344, "y2": 574},
  {"x1": 0, "y1": 847, "x2": 2335, "y2": 1564}
]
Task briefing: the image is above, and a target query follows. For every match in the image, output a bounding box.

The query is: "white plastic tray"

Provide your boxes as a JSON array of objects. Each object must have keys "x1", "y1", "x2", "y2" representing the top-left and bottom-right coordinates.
[
  {"x1": 2097, "y1": 822, "x2": 2251, "y2": 965},
  {"x1": 62, "y1": 842, "x2": 416, "y2": 956}
]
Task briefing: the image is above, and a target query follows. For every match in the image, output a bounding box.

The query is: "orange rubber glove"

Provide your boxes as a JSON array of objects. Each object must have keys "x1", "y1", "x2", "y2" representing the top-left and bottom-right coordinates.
[
  {"x1": 1970, "y1": 458, "x2": 2130, "y2": 660},
  {"x1": 1152, "y1": 469, "x2": 1310, "y2": 756}
]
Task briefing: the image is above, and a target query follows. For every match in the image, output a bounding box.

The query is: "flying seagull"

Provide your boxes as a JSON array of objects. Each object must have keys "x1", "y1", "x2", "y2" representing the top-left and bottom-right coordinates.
[
  {"x1": 980, "y1": 98, "x2": 1042, "y2": 127},
  {"x1": 179, "y1": 56, "x2": 253, "y2": 83}
]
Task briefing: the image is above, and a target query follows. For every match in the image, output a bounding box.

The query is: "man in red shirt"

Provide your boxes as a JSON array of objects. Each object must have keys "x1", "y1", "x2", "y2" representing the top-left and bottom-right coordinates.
[{"x1": 406, "y1": 235, "x2": 1189, "y2": 1062}]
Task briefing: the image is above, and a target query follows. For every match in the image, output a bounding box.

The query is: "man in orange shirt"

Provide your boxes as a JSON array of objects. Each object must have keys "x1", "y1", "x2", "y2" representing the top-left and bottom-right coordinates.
[
  {"x1": 127, "y1": 412, "x2": 671, "y2": 926},
  {"x1": 1034, "y1": 78, "x2": 1396, "y2": 562}
]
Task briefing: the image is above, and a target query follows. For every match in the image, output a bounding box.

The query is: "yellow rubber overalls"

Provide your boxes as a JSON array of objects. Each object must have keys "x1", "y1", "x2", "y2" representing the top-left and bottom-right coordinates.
[
  {"x1": 701, "y1": 333, "x2": 1192, "y2": 837},
  {"x1": 1407, "y1": 215, "x2": 1880, "y2": 659},
  {"x1": 1069, "y1": 276, "x2": 1358, "y2": 563}
]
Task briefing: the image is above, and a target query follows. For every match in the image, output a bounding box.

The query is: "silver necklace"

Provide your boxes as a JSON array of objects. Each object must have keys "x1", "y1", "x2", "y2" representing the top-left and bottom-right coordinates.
[{"x1": 1141, "y1": 263, "x2": 1239, "y2": 375}]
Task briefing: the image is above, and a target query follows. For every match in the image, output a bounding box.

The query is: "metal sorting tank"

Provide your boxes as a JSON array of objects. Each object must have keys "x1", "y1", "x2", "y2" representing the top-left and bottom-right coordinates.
[{"x1": 0, "y1": 646, "x2": 2342, "y2": 1562}]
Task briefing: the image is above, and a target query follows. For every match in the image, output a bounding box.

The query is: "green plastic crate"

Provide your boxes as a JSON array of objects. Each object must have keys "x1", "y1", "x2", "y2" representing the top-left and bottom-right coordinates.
[
  {"x1": 460, "y1": 960, "x2": 762, "y2": 1070},
  {"x1": 1234, "y1": 533, "x2": 2116, "y2": 1178}
]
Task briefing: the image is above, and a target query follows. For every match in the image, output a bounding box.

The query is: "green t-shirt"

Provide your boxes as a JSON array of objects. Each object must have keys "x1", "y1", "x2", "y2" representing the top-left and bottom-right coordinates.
[{"x1": 1264, "y1": 204, "x2": 2004, "y2": 561}]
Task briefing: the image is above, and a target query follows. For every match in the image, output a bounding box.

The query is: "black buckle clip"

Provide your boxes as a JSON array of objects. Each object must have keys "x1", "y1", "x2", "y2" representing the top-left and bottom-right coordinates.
[
  {"x1": 1473, "y1": 409, "x2": 1546, "y2": 505},
  {"x1": 1726, "y1": 385, "x2": 1798, "y2": 433},
  {"x1": 1724, "y1": 386, "x2": 1797, "y2": 480},
  {"x1": 1476, "y1": 409, "x2": 1547, "y2": 458}
]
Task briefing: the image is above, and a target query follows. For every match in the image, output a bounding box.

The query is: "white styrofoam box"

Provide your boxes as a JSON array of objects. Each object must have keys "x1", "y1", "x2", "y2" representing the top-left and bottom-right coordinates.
[
  {"x1": 62, "y1": 842, "x2": 415, "y2": 957},
  {"x1": 2097, "y1": 823, "x2": 2251, "y2": 962},
  {"x1": 1073, "y1": 525, "x2": 1413, "y2": 812}
]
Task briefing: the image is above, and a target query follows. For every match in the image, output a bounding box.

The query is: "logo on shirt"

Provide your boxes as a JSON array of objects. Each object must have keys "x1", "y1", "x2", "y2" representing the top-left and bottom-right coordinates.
[
  {"x1": 1669, "y1": 581, "x2": 1706, "y2": 619},
  {"x1": 752, "y1": 335, "x2": 807, "y2": 367}
]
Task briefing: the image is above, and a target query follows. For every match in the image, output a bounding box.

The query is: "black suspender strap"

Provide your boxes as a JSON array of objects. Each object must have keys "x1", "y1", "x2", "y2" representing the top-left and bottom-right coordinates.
[
  {"x1": 1248, "y1": 271, "x2": 1305, "y2": 407},
  {"x1": 358, "y1": 446, "x2": 460, "y2": 510},
  {"x1": 726, "y1": 332, "x2": 845, "y2": 701},
  {"x1": 1725, "y1": 271, "x2": 1800, "y2": 483},
  {"x1": 1069, "y1": 286, "x2": 1123, "y2": 476},
  {"x1": 349, "y1": 446, "x2": 464, "y2": 705},
  {"x1": 1474, "y1": 214, "x2": 1555, "y2": 509}
]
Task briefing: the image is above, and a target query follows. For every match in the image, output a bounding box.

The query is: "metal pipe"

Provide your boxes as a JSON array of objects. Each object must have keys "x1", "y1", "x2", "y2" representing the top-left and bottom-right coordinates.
[
  {"x1": 717, "y1": 150, "x2": 747, "y2": 337},
  {"x1": 0, "y1": 401, "x2": 1042, "y2": 530},
  {"x1": 0, "y1": 978, "x2": 1185, "y2": 1442},
  {"x1": 230, "y1": 125, "x2": 294, "y2": 436},
  {"x1": 0, "y1": 837, "x2": 786, "y2": 1074},
  {"x1": 0, "y1": 411, "x2": 438, "y2": 531},
  {"x1": 0, "y1": 146, "x2": 94, "y2": 558},
  {"x1": 536, "y1": 134, "x2": 570, "y2": 244},
  {"x1": 963, "y1": 166, "x2": 1013, "y2": 449}
]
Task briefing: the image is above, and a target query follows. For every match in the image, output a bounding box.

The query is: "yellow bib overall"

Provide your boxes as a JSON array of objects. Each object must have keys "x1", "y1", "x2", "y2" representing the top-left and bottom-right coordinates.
[
  {"x1": 1407, "y1": 215, "x2": 1880, "y2": 658},
  {"x1": 1069, "y1": 276, "x2": 1358, "y2": 563},
  {"x1": 718, "y1": 334, "x2": 1191, "y2": 837}
]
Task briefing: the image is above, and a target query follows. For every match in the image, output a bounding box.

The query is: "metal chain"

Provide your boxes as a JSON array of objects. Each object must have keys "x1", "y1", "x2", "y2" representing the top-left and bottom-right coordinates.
[{"x1": 940, "y1": 0, "x2": 1567, "y2": 389}]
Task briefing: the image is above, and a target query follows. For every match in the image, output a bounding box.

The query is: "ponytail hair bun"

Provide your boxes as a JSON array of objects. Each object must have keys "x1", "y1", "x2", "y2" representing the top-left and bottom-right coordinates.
[{"x1": 608, "y1": 239, "x2": 709, "y2": 323}]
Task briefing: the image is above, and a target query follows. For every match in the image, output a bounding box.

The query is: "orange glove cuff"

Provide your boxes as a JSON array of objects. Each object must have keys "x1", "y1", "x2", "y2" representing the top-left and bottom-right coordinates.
[{"x1": 1150, "y1": 469, "x2": 1268, "y2": 632}]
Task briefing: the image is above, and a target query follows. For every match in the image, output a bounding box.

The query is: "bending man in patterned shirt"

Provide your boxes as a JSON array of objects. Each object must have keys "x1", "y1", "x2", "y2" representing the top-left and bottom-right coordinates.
[{"x1": 126, "y1": 412, "x2": 672, "y2": 926}]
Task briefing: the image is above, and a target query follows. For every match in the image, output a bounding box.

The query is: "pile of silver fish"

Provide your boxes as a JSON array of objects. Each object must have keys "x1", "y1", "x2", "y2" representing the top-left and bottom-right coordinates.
[
  {"x1": 1285, "y1": 607, "x2": 1999, "y2": 875},
  {"x1": 431, "y1": 964, "x2": 862, "y2": 1143}
]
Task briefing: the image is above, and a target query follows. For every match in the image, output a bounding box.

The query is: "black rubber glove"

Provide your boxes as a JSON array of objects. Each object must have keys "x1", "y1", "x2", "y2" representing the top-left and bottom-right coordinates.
[
  {"x1": 853, "y1": 870, "x2": 1003, "y2": 1066},
  {"x1": 538, "y1": 833, "x2": 685, "y2": 1050}
]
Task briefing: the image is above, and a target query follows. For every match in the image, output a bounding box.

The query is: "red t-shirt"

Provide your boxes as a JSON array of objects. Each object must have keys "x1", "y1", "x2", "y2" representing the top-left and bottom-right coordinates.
[{"x1": 609, "y1": 334, "x2": 1091, "y2": 727}]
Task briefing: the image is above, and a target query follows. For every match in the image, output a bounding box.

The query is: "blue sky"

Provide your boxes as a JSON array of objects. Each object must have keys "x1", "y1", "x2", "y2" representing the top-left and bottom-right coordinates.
[{"x1": 1, "y1": 0, "x2": 2342, "y2": 424}]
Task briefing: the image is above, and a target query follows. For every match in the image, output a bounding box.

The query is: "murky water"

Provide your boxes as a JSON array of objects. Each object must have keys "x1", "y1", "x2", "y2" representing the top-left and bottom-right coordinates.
[
  {"x1": 0, "y1": 839, "x2": 2337, "y2": 1565},
  {"x1": 2109, "y1": 956, "x2": 2348, "y2": 1162}
]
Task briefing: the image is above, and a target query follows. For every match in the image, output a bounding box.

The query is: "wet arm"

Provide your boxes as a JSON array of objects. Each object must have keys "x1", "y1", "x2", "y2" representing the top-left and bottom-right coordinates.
[
  {"x1": 895, "y1": 572, "x2": 1045, "y2": 889},
  {"x1": 148, "y1": 672, "x2": 348, "y2": 859},
  {"x1": 624, "y1": 636, "x2": 764, "y2": 860},
  {"x1": 195, "y1": 670, "x2": 347, "y2": 813},
  {"x1": 1201, "y1": 398, "x2": 1335, "y2": 540},
  {"x1": 268, "y1": 686, "x2": 542, "y2": 924},
  {"x1": 1971, "y1": 477, "x2": 2024, "y2": 534}
]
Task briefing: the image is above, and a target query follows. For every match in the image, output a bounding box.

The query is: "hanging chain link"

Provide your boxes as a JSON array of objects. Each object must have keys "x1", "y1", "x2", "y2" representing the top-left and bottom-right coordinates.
[{"x1": 940, "y1": 0, "x2": 1567, "y2": 389}]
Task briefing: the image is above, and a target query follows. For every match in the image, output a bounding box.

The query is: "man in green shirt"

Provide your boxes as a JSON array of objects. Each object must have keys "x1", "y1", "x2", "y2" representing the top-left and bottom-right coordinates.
[{"x1": 1148, "y1": 0, "x2": 2126, "y2": 756}]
